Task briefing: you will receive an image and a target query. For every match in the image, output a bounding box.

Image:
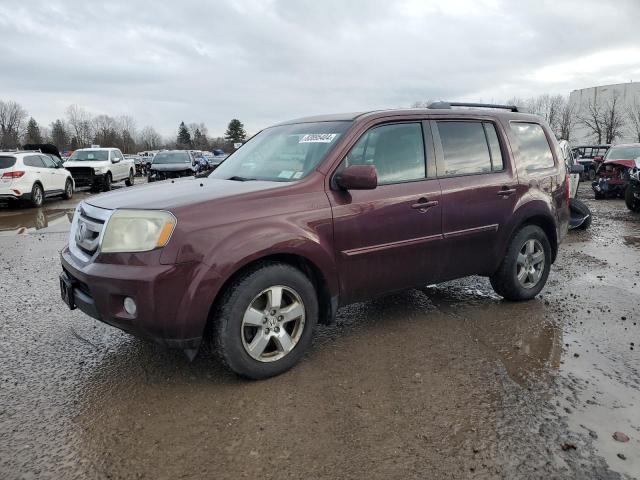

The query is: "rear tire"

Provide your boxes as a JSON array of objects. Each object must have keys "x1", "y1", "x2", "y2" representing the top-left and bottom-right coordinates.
[
  {"x1": 62, "y1": 179, "x2": 73, "y2": 200},
  {"x1": 490, "y1": 225, "x2": 552, "y2": 301},
  {"x1": 30, "y1": 183, "x2": 44, "y2": 208},
  {"x1": 125, "y1": 169, "x2": 134, "y2": 187},
  {"x1": 625, "y1": 186, "x2": 640, "y2": 212},
  {"x1": 213, "y1": 262, "x2": 318, "y2": 379}
]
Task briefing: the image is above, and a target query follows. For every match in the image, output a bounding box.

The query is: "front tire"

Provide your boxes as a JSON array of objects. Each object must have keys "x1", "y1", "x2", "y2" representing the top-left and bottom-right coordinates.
[
  {"x1": 125, "y1": 169, "x2": 134, "y2": 187},
  {"x1": 625, "y1": 186, "x2": 640, "y2": 212},
  {"x1": 63, "y1": 179, "x2": 73, "y2": 200},
  {"x1": 213, "y1": 262, "x2": 318, "y2": 379},
  {"x1": 102, "y1": 172, "x2": 112, "y2": 192},
  {"x1": 490, "y1": 225, "x2": 552, "y2": 301}
]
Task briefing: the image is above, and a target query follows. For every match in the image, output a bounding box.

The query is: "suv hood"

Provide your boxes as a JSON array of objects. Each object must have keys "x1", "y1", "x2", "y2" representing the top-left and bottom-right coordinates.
[
  {"x1": 603, "y1": 158, "x2": 640, "y2": 169},
  {"x1": 150, "y1": 163, "x2": 194, "y2": 172},
  {"x1": 23, "y1": 143, "x2": 62, "y2": 159},
  {"x1": 85, "y1": 177, "x2": 285, "y2": 210}
]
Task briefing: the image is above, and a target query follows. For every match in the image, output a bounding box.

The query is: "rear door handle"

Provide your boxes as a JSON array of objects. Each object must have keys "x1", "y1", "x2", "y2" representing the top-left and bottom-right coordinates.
[
  {"x1": 497, "y1": 188, "x2": 516, "y2": 197},
  {"x1": 411, "y1": 199, "x2": 439, "y2": 211}
]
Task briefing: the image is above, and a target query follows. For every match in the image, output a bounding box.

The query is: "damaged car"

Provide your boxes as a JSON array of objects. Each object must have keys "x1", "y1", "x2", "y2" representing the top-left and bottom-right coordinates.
[
  {"x1": 147, "y1": 150, "x2": 197, "y2": 182},
  {"x1": 625, "y1": 162, "x2": 640, "y2": 212},
  {"x1": 592, "y1": 143, "x2": 640, "y2": 199}
]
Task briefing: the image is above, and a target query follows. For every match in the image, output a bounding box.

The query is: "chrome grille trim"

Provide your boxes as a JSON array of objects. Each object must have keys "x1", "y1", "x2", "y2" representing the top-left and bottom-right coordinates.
[{"x1": 68, "y1": 202, "x2": 113, "y2": 262}]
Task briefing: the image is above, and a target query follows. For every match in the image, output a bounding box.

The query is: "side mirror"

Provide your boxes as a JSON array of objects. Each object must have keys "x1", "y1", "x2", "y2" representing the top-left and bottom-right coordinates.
[
  {"x1": 570, "y1": 164, "x2": 584, "y2": 174},
  {"x1": 111, "y1": 158, "x2": 119, "y2": 163},
  {"x1": 335, "y1": 165, "x2": 377, "y2": 190}
]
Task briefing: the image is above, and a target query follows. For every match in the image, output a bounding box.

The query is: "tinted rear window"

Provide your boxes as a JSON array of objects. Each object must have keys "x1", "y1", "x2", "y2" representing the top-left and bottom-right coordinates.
[
  {"x1": 23, "y1": 155, "x2": 45, "y2": 168},
  {"x1": 0, "y1": 156, "x2": 16, "y2": 169},
  {"x1": 511, "y1": 123, "x2": 554, "y2": 172},
  {"x1": 606, "y1": 146, "x2": 640, "y2": 160},
  {"x1": 437, "y1": 121, "x2": 492, "y2": 176}
]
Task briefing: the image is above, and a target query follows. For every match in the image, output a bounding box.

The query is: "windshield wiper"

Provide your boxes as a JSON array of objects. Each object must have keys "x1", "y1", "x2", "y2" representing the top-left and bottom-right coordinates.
[{"x1": 227, "y1": 176, "x2": 256, "y2": 181}]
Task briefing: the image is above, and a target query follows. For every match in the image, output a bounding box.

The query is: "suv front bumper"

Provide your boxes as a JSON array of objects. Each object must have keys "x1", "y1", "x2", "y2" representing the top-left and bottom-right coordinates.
[{"x1": 60, "y1": 247, "x2": 204, "y2": 349}]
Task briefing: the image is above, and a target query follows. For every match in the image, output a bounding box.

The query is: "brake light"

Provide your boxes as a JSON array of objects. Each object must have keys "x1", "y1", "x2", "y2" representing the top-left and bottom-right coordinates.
[
  {"x1": 2, "y1": 171, "x2": 25, "y2": 178},
  {"x1": 565, "y1": 174, "x2": 570, "y2": 206}
]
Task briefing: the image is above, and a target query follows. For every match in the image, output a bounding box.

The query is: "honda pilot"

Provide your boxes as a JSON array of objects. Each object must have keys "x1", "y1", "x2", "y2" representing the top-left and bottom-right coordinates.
[{"x1": 60, "y1": 103, "x2": 569, "y2": 379}]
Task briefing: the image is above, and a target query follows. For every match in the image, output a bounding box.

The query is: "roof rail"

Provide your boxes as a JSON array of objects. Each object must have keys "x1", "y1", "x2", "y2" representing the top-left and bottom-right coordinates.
[{"x1": 427, "y1": 101, "x2": 521, "y2": 112}]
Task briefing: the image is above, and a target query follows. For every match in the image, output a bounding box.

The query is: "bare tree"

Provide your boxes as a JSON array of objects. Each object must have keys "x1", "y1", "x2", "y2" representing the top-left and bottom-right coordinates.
[
  {"x1": 627, "y1": 99, "x2": 640, "y2": 143},
  {"x1": 66, "y1": 104, "x2": 93, "y2": 147},
  {"x1": 601, "y1": 93, "x2": 626, "y2": 144},
  {"x1": 92, "y1": 114, "x2": 118, "y2": 146},
  {"x1": 139, "y1": 126, "x2": 162, "y2": 150},
  {"x1": 0, "y1": 100, "x2": 28, "y2": 148},
  {"x1": 578, "y1": 99, "x2": 605, "y2": 144},
  {"x1": 558, "y1": 101, "x2": 576, "y2": 140}
]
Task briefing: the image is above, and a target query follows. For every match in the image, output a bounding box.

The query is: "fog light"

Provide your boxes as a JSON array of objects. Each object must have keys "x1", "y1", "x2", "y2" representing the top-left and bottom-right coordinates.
[{"x1": 124, "y1": 297, "x2": 137, "y2": 316}]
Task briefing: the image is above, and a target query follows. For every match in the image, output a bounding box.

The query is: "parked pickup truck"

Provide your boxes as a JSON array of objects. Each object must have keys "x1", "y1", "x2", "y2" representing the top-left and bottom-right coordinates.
[
  {"x1": 64, "y1": 147, "x2": 135, "y2": 192},
  {"x1": 60, "y1": 103, "x2": 569, "y2": 379}
]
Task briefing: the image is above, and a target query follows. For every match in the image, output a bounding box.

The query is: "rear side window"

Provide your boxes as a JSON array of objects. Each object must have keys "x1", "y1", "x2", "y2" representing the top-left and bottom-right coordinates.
[
  {"x1": 40, "y1": 155, "x2": 57, "y2": 168},
  {"x1": 23, "y1": 155, "x2": 45, "y2": 168},
  {"x1": 343, "y1": 122, "x2": 426, "y2": 185},
  {"x1": 436, "y1": 121, "x2": 492, "y2": 176},
  {"x1": 483, "y1": 123, "x2": 504, "y2": 171},
  {"x1": 511, "y1": 123, "x2": 554, "y2": 172},
  {"x1": 0, "y1": 156, "x2": 16, "y2": 169}
]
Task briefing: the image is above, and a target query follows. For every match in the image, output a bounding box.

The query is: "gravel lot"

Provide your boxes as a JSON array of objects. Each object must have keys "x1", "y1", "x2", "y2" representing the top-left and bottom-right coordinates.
[{"x1": 0, "y1": 183, "x2": 638, "y2": 479}]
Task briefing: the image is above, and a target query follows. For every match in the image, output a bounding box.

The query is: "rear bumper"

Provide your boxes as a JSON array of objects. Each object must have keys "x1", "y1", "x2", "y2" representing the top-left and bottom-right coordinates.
[{"x1": 60, "y1": 247, "x2": 206, "y2": 349}]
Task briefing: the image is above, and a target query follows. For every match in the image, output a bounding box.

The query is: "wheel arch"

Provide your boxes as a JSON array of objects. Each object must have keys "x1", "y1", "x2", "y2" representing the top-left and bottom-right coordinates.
[
  {"x1": 203, "y1": 252, "x2": 336, "y2": 341},
  {"x1": 506, "y1": 213, "x2": 558, "y2": 264}
]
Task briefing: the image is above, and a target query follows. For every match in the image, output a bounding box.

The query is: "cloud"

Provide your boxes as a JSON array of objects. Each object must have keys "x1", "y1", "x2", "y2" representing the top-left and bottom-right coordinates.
[{"x1": 1, "y1": 0, "x2": 639, "y2": 137}]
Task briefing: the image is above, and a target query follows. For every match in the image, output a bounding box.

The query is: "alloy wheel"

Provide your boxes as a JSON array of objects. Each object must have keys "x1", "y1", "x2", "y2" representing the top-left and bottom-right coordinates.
[
  {"x1": 241, "y1": 285, "x2": 306, "y2": 362},
  {"x1": 516, "y1": 239, "x2": 545, "y2": 288}
]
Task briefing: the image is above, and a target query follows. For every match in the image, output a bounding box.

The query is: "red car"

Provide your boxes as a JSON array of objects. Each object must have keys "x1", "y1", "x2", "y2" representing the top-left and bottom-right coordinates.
[
  {"x1": 60, "y1": 103, "x2": 569, "y2": 378},
  {"x1": 592, "y1": 143, "x2": 640, "y2": 199}
]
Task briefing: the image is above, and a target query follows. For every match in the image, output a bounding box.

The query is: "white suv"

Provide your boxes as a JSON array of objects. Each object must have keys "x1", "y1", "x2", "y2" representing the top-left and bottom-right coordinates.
[
  {"x1": 0, "y1": 151, "x2": 74, "y2": 207},
  {"x1": 64, "y1": 148, "x2": 135, "y2": 192}
]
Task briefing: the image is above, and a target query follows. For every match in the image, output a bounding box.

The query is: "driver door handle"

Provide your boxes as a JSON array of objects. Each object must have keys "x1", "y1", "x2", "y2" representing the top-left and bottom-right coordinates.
[
  {"x1": 497, "y1": 187, "x2": 516, "y2": 197},
  {"x1": 411, "y1": 199, "x2": 439, "y2": 211}
]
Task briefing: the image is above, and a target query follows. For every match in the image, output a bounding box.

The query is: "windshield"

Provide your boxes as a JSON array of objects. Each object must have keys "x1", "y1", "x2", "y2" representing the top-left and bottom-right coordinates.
[
  {"x1": 606, "y1": 146, "x2": 640, "y2": 161},
  {"x1": 69, "y1": 150, "x2": 109, "y2": 161},
  {"x1": 152, "y1": 151, "x2": 191, "y2": 164},
  {"x1": 211, "y1": 121, "x2": 351, "y2": 182}
]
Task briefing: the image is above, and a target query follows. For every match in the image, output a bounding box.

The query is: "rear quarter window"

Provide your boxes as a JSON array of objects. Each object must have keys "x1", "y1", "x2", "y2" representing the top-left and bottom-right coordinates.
[
  {"x1": 510, "y1": 123, "x2": 555, "y2": 172},
  {"x1": 0, "y1": 156, "x2": 16, "y2": 169}
]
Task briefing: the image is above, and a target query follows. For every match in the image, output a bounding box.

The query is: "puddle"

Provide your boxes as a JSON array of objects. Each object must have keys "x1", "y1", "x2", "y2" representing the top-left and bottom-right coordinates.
[{"x1": 0, "y1": 208, "x2": 74, "y2": 235}]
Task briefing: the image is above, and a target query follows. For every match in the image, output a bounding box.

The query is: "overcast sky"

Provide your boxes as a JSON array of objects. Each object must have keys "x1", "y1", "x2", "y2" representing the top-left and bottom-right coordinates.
[{"x1": 1, "y1": 0, "x2": 639, "y2": 138}]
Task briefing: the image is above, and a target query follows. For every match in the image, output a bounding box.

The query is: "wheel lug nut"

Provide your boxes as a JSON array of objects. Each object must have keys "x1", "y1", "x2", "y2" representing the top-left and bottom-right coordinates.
[
  {"x1": 274, "y1": 326, "x2": 280, "y2": 333},
  {"x1": 263, "y1": 318, "x2": 268, "y2": 324},
  {"x1": 270, "y1": 309, "x2": 276, "y2": 315},
  {"x1": 278, "y1": 315, "x2": 283, "y2": 321},
  {"x1": 265, "y1": 328, "x2": 270, "y2": 334}
]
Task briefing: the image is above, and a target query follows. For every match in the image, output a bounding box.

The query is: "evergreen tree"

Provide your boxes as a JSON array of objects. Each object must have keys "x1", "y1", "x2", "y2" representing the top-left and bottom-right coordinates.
[
  {"x1": 177, "y1": 121, "x2": 191, "y2": 148},
  {"x1": 24, "y1": 117, "x2": 42, "y2": 144},
  {"x1": 50, "y1": 119, "x2": 69, "y2": 150},
  {"x1": 224, "y1": 119, "x2": 247, "y2": 144}
]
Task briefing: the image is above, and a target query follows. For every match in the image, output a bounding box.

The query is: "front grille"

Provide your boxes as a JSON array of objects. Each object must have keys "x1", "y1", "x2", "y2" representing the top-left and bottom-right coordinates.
[
  {"x1": 66, "y1": 167, "x2": 95, "y2": 186},
  {"x1": 69, "y1": 202, "x2": 112, "y2": 262}
]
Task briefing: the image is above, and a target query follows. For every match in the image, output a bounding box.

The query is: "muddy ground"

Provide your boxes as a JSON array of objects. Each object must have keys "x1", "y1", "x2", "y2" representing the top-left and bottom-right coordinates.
[{"x1": 0, "y1": 184, "x2": 638, "y2": 479}]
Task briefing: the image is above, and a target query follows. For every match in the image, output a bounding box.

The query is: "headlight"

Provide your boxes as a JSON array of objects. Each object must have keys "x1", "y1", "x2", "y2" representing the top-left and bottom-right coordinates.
[
  {"x1": 94, "y1": 166, "x2": 108, "y2": 174},
  {"x1": 101, "y1": 210, "x2": 176, "y2": 253}
]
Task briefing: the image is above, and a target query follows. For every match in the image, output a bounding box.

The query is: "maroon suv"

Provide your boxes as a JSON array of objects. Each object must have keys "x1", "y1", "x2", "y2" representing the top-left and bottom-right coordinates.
[{"x1": 60, "y1": 103, "x2": 569, "y2": 379}]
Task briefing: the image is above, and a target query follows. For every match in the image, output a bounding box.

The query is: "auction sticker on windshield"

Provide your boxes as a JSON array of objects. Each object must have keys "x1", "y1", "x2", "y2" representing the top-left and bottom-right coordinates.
[{"x1": 299, "y1": 134, "x2": 337, "y2": 143}]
